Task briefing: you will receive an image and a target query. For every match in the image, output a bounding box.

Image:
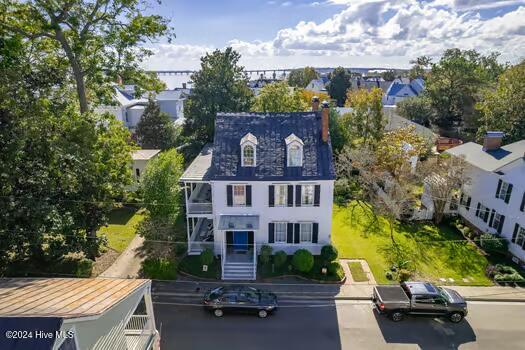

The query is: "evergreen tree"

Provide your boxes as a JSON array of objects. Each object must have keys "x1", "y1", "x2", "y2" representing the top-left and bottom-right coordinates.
[
  {"x1": 327, "y1": 67, "x2": 352, "y2": 107},
  {"x1": 136, "y1": 99, "x2": 177, "y2": 150}
]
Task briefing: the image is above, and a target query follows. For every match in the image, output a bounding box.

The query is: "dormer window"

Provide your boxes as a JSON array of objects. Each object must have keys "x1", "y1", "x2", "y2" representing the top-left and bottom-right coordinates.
[
  {"x1": 241, "y1": 133, "x2": 257, "y2": 167},
  {"x1": 285, "y1": 133, "x2": 303, "y2": 167}
]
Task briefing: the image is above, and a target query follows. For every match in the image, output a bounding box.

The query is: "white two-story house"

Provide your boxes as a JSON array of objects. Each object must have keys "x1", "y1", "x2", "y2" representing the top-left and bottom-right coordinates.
[
  {"x1": 445, "y1": 132, "x2": 525, "y2": 265},
  {"x1": 180, "y1": 100, "x2": 336, "y2": 280}
]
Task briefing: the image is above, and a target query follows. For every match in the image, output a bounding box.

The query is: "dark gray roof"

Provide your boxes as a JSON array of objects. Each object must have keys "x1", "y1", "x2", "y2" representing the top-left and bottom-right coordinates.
[{"x1": 211, "y1": 112, "x2": 335, "y2": 181}]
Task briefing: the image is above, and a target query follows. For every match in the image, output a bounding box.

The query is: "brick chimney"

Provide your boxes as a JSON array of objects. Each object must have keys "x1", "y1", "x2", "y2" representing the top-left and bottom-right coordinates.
[
  {"x1": 311, "y1": 96, "x2": 320, "y2": 112},
  {"x1": 321, "y1": 100, "x2": 329, "y2": 143},
  {"x1": 483, "y1": 131, "x2": 504, "y2": 151}
]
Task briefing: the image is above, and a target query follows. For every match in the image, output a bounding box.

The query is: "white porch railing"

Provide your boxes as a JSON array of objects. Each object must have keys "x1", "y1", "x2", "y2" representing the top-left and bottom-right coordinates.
[
  {"x1": 187, "y1": 202, "x2": 212, "y2": 214},
  {"x1": 253, "y1": 241, "x2": 256, "y2": 279}
]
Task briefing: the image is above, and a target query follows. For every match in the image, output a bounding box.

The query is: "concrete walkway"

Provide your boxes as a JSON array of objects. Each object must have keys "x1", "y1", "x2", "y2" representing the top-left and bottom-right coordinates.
[
  {"x1": 334, "y1": 284, "x2": 525, "y2": 302},
  {"x1": 340, "y1": 259, "x2": 377, "y2": 285},
  {"x1": 100, "y1": 235, "x2": 145, "y2": 278}
]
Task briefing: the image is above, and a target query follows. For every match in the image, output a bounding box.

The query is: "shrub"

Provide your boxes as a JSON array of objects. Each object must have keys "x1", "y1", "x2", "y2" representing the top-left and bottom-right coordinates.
[
  {"x1": 321, "y1": 245, "x2": 338, "y2": 263},
  {"x1": 55, "y1": 257, "x2": 93, "y2": 278},
  {"x1": 397, "y1": 269, "x2": 412, "y2": 282},
  {"x1": 292, "y1": 249, "x2": 314, "y2": 273},
  {"x1": 480, "y1": 233, "x2": 508, "y2": 255},
  {"x1": 463, "y1": 227, "x2": 471, "y2": 235},
  {"x1": 273, "y1": 250, "x2": 287, "y2": 268},
  {"x1": 327, "y1": 261, "x2": 340, "y2": 276},
  {"x1": 385, "y1": 271, "x2": 393, "y2": 280},
  {"x1": 174, "y1": 243, "x2": 187, "y2": 258},
  {"x1": 200, "y1": 248, "x2": 214, "y2": 266},
  {"x1": 494, "y1": 273, "x2": 525, "y2": 284},
  {"x1": 260, "y1": 245, "x2": 273, "y2": 265},
  {"x1": 142, "y1": 257, "x2": 177, "y2": 280}
]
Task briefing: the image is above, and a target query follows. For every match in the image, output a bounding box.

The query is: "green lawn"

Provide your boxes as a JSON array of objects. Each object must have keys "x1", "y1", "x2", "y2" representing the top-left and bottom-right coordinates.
[
  {"x1": 332, "y1": 202, "x2": 493, "y2": 286},
  {"x1": 98, "y1": 207, "x2": 145, "y2": 252},
  {"x1": 348, "y1": 261, "x2": 368, "y2": 282}
]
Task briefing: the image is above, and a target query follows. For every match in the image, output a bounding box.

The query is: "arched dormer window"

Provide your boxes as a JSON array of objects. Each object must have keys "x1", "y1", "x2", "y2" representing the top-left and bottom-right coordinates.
[
  {"x1": 241, "y1": 133, "x2": 257, "y2": 167},
  {"x1": 286, "y1": 133, "x2": 303, "y2": 167}
]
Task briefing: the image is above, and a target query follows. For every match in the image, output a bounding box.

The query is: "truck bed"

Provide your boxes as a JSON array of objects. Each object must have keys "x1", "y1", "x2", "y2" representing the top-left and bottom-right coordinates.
[{"x1": 374, "y1": 285, "x2": 410, "y2": 304}]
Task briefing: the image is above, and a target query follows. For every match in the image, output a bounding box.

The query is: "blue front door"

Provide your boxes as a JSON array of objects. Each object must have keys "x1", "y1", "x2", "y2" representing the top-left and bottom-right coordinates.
[{"x1": 233, "y1": 231, "x2": 249, "y2": 252}]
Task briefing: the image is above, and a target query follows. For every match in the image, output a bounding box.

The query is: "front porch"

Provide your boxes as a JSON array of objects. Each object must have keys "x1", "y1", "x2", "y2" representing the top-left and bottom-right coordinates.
[{"x1": 187, "y1": 217, "x2": 215, "y2": 255}]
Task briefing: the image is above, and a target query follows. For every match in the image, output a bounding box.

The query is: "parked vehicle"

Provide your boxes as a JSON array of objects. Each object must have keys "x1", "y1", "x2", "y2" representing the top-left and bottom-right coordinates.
[
  {"x1": 372, "y1": 282, "x2": 468, "y2": 323},
  {"x1": 203, "y1": 285, "x2": 278, "y2": 318}
]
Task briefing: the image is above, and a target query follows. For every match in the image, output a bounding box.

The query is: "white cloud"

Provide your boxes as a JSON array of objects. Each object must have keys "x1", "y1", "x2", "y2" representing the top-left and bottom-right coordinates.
[
  {"x1": 281, "y1": 1, "x2": 293, "y2": 6},
  {"x1": 146, "y1": 1, "x2": 525, "y2": 70}
]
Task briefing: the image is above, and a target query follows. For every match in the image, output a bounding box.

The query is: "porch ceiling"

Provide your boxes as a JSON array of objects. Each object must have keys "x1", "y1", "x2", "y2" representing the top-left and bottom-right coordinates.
[{"x1": 218, "y1": 215, "x2": 259, "y2": 230}]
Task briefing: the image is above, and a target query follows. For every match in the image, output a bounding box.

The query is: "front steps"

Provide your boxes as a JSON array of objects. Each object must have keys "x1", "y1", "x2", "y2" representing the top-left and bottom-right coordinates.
[{"x1": 222, "y1": 262, "x2": 256, "y2": 280}]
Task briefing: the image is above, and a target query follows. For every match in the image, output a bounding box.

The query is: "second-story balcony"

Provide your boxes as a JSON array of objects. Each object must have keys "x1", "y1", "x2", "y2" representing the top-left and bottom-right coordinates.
[{"x1": 185, "y1": 182, "x2": 213, "y2": 215}]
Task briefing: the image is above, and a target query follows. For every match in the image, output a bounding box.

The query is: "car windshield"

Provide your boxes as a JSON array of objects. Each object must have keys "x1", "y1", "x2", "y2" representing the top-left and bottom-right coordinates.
[
  {"x1": 437, "y1": 287, "x2": 452, "y2": 302},
  {"x1": 209, "y1": 287, "x2": 224, "y2": 299}
]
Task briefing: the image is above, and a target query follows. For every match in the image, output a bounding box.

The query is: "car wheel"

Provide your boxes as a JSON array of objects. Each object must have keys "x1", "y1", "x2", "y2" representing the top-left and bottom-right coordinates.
[
  {"x1": 258, "y1": 310, "x2": 268, "y2": 318},
  {"x1": 449, "y1": 312, "x2": 463, "y2": 323},
  {"x1": 390, "y1": 311, "x2": 404, "y2": 322},
  {"x1": 214, "y1": 309, "x2": 224, "y2": 317}
]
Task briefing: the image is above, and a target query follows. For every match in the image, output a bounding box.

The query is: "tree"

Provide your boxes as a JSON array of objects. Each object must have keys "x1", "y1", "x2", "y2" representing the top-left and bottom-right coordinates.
[
  {"x1": 476, "y1": 61, "x2": 525, "y2": 143},
  {"x1": 141, "y1": 149, "x2": 185, "y2": 223},
  {"x1": 287, "y1": 66, "x2": 319, "y2": 88},
  {"x1": 417, "y1": 154, "x2": 470, "y2": 224},
  {"x1": 408, "y1": 56, "x2": 432, "y2": 80},
  {"x1": 381, "y1": 70, "x2": 396, "y2": 81},
  {"x1": 327, "y1": 67, "x2": 351, "y2": 106},
  {"x1": 182, "y1": 48, "x2": 253, "y2": 144},
  {"x1": 342, "y1": 87, "x2": 384, "y2": 145},
  {"x1": 299, "y1": 89, "x2": 330, "y2": 107},
  {"x1": 396, "y1": 96, "x2": 434, "y2": 127},
  {"x1": 136, "y1": 99, "x2": 177, "y2": 150},
  {"x1": 252, "y1": 81, "x2": 307, "y2": 112},
  {"x1": 329, "y1": 108, "x2": 347, "y2": 154},
  {"x1": 424, "y1": 49, "x2": 504, "y2": 133},
  {"x1": 3, "y1": 0, "x2": 172, "y2": 114},
  {"x1": 375, "y1": 126, "x2": 426, "y2": 177}
]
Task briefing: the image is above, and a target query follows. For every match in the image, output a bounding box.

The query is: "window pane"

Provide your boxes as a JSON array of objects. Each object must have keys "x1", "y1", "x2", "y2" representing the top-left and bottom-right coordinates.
[
  {"x1": 275, "y1": 185, "x2": 287, "y2": 206},
  {"x1": 243, "y1": 145, "x2": 254, "y2": 166},
  {"x1": 275, "y1": 222, "x2": 287, "y2": 242},
  {"x1": 288, "y1": 145, "x2": 302, "y2": 166},
  {"x1": 302, "y1": 185, "x2": 314, "y2": 205},
  {"x1": 300, "y1": 223, "x2": 312, "y2": 242},
  {"x1": 233, "y1": 185, "x2": 245, "y2": 205}
]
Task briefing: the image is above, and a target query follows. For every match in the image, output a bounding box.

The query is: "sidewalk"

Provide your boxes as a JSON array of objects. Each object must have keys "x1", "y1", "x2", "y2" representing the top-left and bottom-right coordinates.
[
  {"x1": 334, "y1": 284, "x2": 525, "y2": 302},
  {"x1": 99, "y1": 235, "x2": 145, "y2": 278}
]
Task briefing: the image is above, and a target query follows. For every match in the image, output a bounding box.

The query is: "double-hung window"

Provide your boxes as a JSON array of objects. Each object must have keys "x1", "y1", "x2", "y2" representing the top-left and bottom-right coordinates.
[
  {"x1": 476, "y1": 203, "x2": 489, "y2": 222},
  {"x1": 300, "y1": 223, "x2": 313, "y2": 243},
  {"x1": 275, "y1": 185, "x2": 287, "y2": 207},
  {"x1": 233, "y1": 185, "x2": 246, "y2": 206},
  {"x1": 491, "y1": 213, "x2": 503, "y2": 230},
  {"x1": 302, "y1": 185, "x2": 315, "y2": 206},
  {"x1": 517, "y1": 226, "x2": 525, "y2": 247},
  {"x1": 496, "y1": 180, "x2": 513, "y2": 203},
  {"x1": 274, "y1": 222, "x2": 287, "y2": 243}
]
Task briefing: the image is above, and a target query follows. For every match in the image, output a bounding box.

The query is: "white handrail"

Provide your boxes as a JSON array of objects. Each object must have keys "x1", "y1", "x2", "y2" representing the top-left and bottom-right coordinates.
[{"x1": 252, "y1": 240, "x2": 256, "y2": 280}]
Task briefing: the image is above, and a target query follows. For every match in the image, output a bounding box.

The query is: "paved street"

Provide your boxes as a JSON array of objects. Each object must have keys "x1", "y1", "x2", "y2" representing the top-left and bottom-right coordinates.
[{"x1": 152, "y1": 281, "x2": 525, "y2": 350}]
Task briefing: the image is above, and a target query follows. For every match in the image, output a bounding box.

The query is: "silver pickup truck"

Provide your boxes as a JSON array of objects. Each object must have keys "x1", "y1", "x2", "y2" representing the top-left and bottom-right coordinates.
[{"x1": 372, "y1": 282, "x2": 468, "y2": 323}]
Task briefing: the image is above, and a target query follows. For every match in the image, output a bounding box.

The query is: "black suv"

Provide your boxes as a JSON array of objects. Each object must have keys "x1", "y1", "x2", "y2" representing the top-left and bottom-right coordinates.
[{"x1": 203, "y1": 286, "x2": 278, "y2": 318}]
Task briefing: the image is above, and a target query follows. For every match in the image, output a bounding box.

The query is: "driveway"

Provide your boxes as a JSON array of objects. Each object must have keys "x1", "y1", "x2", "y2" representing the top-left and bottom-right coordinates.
[{"x1": 99, "y1": 235, "x2": 145, "y2": 278}]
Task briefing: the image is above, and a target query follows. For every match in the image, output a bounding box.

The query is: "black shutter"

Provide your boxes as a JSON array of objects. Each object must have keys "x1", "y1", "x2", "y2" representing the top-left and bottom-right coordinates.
[
  {"x1": 246, "y1": 185, "x2": 252, "y2": 207},
  {"x1": 466, "y1": 197, "x2": 471, "y2": 211},
  {"x1": 294, "y1": 223, "x2": 300, "y2": 244},
  {"x1": 226, "y1": 185, "x2": 233, "y2": 207},
  {"x1": 312, "y1": 223, "x2": 319, "y2": 243},
  {"x1": 497, "y1": 215, "x2": 505, "y2": 234},
  {"x1": 268, "y1": 223, "x2": 275, "y2": 243},
  {"x1": 268, "y1": 185, "x2": 275, "y2": 207},
  {"x1": 496, "y1": 179, "x2": 502, "y2": 198},
  {"x1": 287, "y1": 223, "x2": 294, "y2": 243},
  {"x1": 489, "y1": 210, "x2": 495, "y2": 227},
  {"x1": 504, "y1": 184, "x2": 513, "y2": 204},
  {"x1": 295, "y1": 185, "x2": 302, "y2": 207},
  {"x1": 287, "y1": 185, "x2": 294, "y2": 207},
  {"x1": 521, "y1": 192, "x2": 525, "y2": 212},
  {"x1": 314, "y1": 185, "x2": 321, "y2": 207},
  {"x1": 226, "y1": 231, "x2": 233, "y2": 246},
  {"x1": 475, "y1": 203, "x2": 481, "y2": 217},
  {"x1": 248, "y1": 231, "x2": 254, "y2": 245},
  {"x1": 512, "y1": 223, "x2": 519, "y2": 243}
]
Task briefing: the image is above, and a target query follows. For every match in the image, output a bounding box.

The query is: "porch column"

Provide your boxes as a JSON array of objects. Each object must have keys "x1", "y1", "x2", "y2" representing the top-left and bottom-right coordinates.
[
  {"x1": 186, "y1": 217, "x2": 191, "y2": 253},
  {"x1": 144, "y1": 285, "x2": 157, "y2": 334}
]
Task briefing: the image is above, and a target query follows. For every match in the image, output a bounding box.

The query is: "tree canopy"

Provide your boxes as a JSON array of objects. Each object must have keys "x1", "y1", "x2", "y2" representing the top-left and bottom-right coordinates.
[
  {"x1": 476, "y1": 61, "x2": 525, "y2": 143},
  {"x1": 136, "y1": 99, "x2": 177, "y2": 150},
  {"x1": 396, "y1": 96, "x2": 434, "y2": 127},
  {"x1": 327, "y1": 67, "x2": 352, "y2": 107},
  {"x1": 287, "y1": 66, "x2": 319, "y2": 88},
  {"x1": 3, "y1": 0, "x2": 171, "y2": 113},
  {"x1": 182, "y1": 48, "x2": 253, "y2": 145},
  {"x1": 342, "y1": 87, "x2": 384, "y2": 146},
  {"x1": 252, "y1": 81, "x2": 307, "y2": 112}
]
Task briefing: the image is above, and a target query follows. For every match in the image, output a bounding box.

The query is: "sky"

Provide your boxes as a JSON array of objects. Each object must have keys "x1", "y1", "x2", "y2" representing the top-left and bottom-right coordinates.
[{"x1": 143, "y1": 0, "x2": 525, "y2": 71}]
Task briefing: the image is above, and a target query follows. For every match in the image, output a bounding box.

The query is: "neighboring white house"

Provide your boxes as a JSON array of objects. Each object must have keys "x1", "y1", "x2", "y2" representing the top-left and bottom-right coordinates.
[
  {"x1": 382, "y1": 78, "x2": 425, "y2": 106},
  {"x1": 180, "y1": 102, "x2": 336, "y2": 280},
  {"x1": 0, "y1": 278, "x2": 159, "y2": 350},
  {"x1": 305, "y1": 76, "x2": 329, "y2": 93},
  {"x1": 96, "y1": 86, "x2": 187, "y2": 132},
  {"x1": 431, "y1": 132, "x2": 525, "y2": 265},
  {"x1": 130, "y1": 149, "x2": 161, "y2": 190}
]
